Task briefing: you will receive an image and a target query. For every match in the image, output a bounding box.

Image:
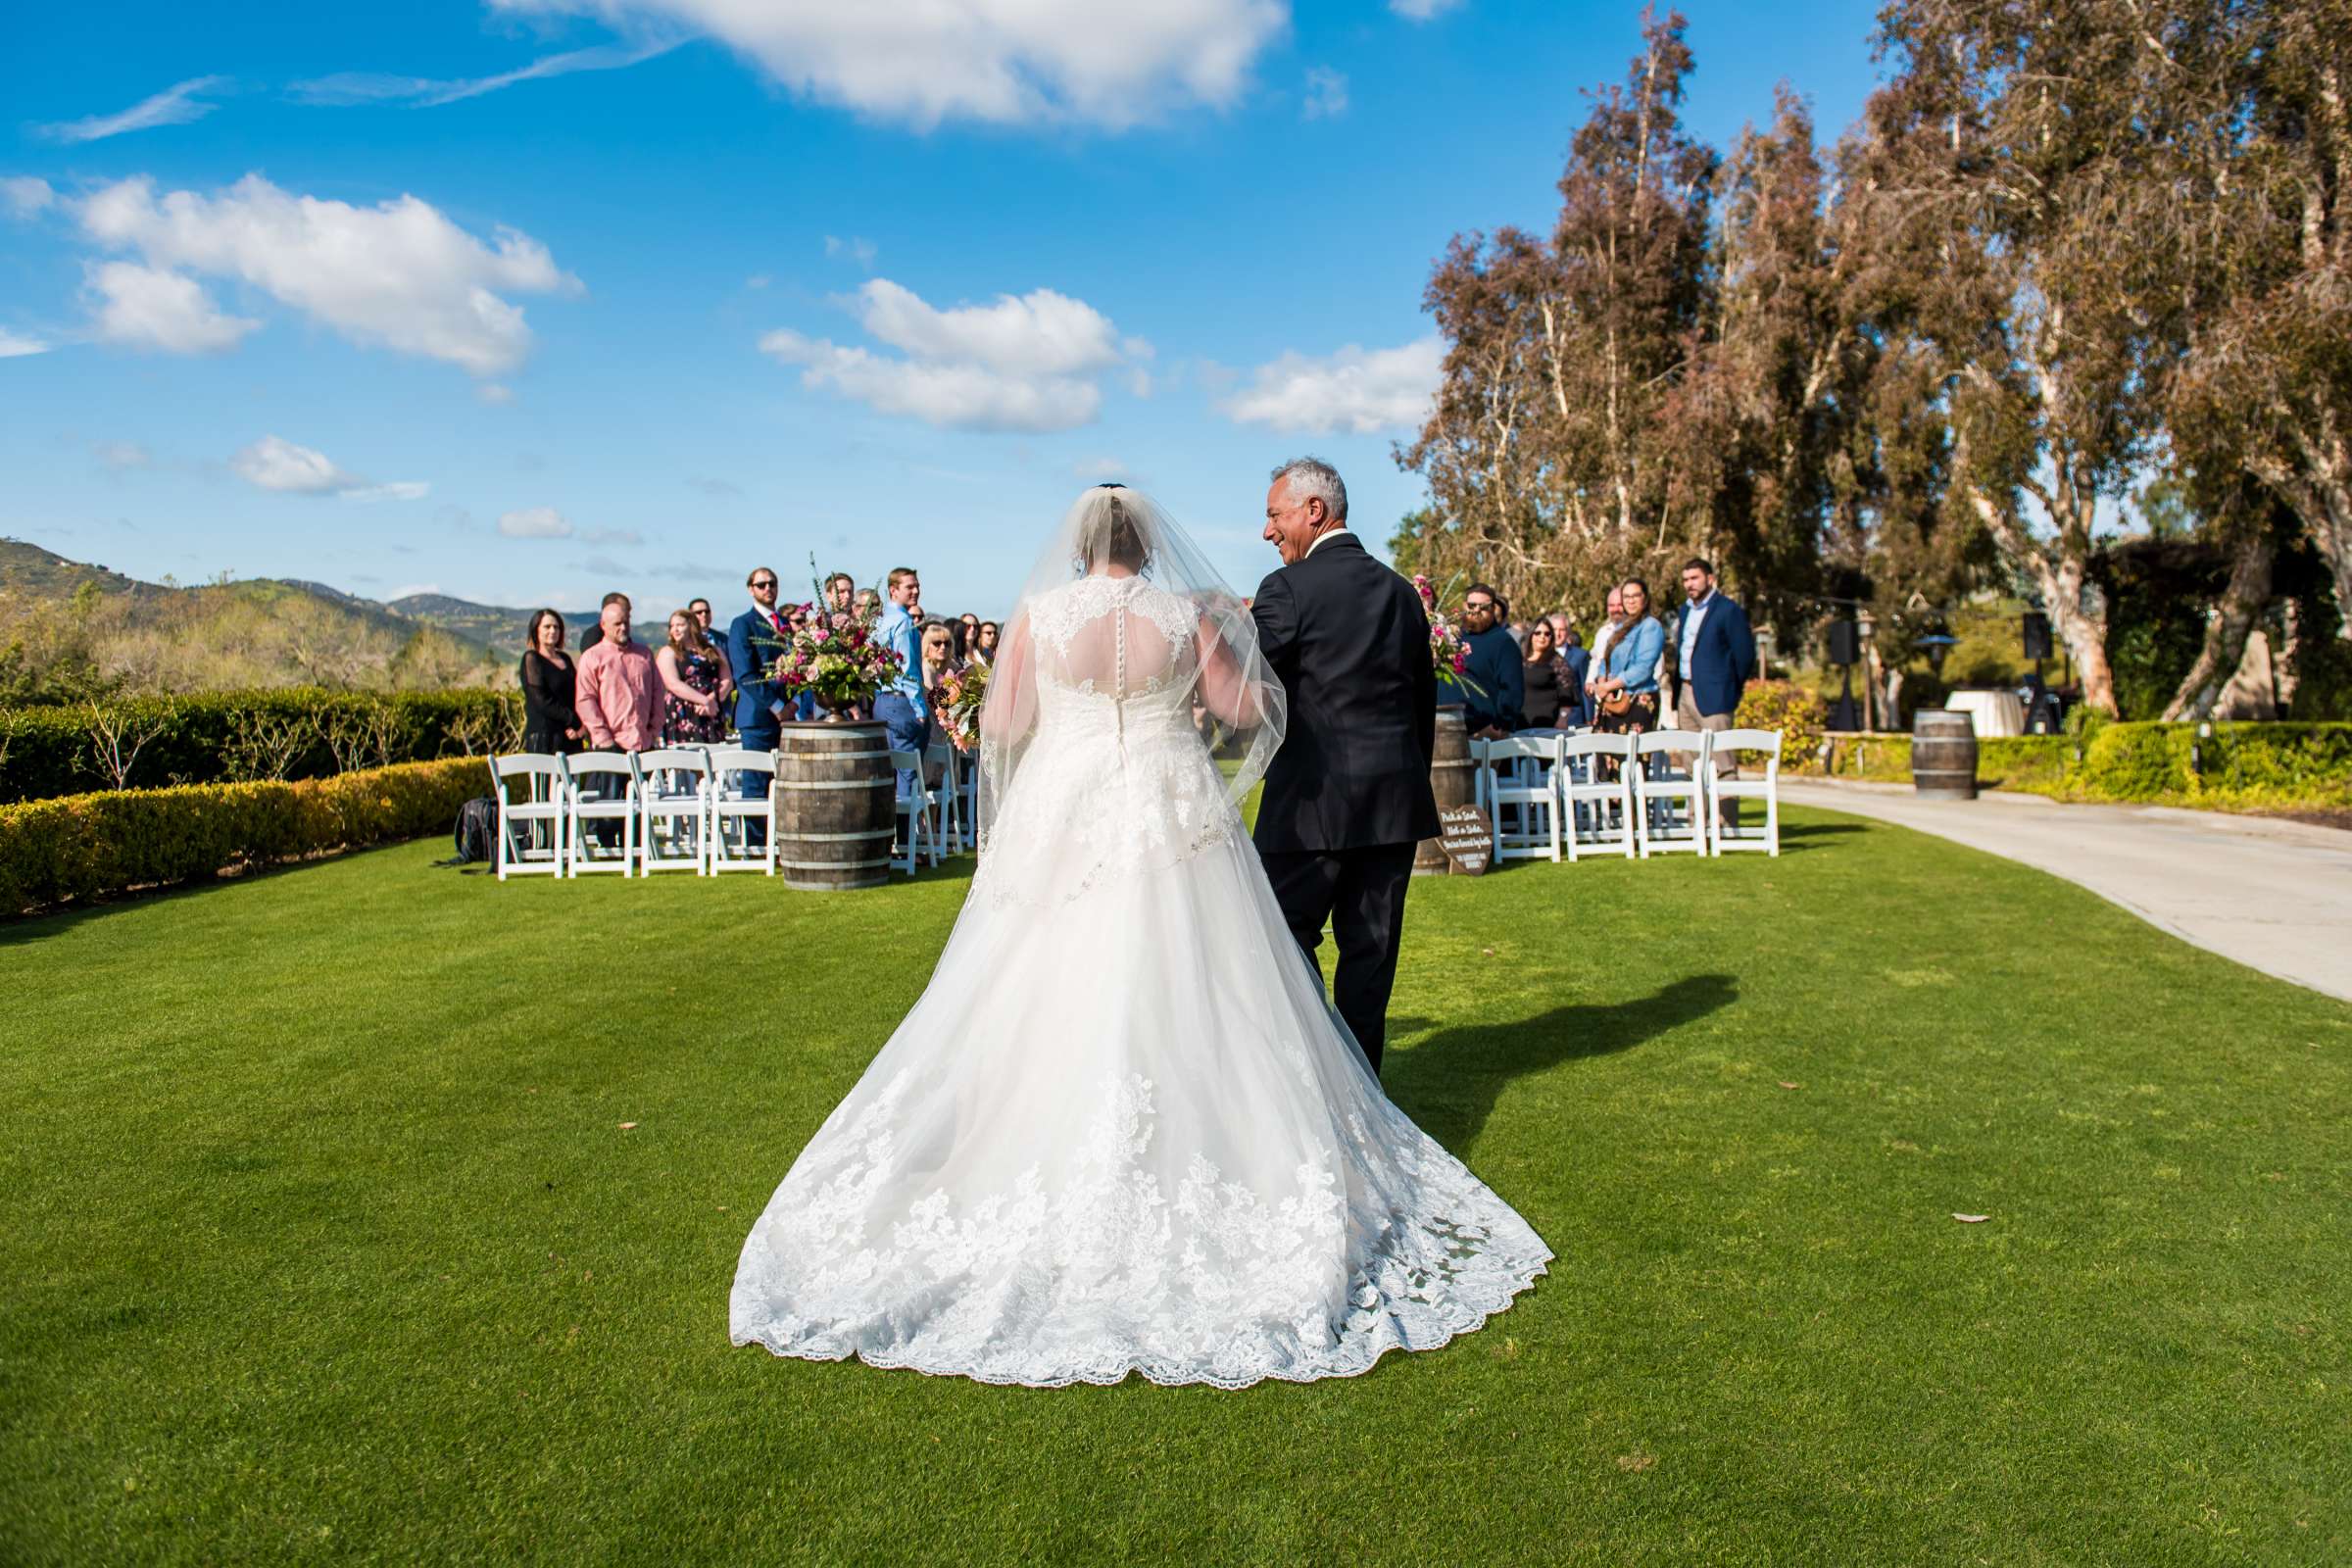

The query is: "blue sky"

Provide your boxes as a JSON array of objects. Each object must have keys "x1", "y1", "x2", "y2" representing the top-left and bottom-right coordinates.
[{"x1": 1, "y1": 0, "x2": 1884, "y2": 618}]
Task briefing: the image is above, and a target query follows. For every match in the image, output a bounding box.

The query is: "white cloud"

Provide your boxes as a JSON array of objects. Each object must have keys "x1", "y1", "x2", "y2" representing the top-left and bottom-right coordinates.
[
  {"x1": 0, "y1": 327, "x2": 48, "y2": 358},
  {"x1": 1389, "y1": 0, "x2": 1463, "y2": 19},
  {"x1": 230, "y1": 434, "x2": 429, "y2": 500},
  {"x1": 1, "y1": 177, "x2": 55, "y2": 218},
  {"x1": 289, "y1": 39, "x2": 679, "y2": 109},
  {"x1": 583, "y1": 526, "x2": 643, "y2": 546},
  {"x1": 823, "y1": 234, "x2": 876, "y2": 269},
  {"x1": 1220, "y1": 335, "x2": 1445, "y2": 435},
  {"x1": 85, "y1": 261, "x2": 260, "y2": 353},
  {"x1": 36, "y1": 76, "x2": 229, "y2": 143},
  {"x1": 94, "y1": 440, "x2": 153, "y2": 470},
  {"x1": 759, "y1": 277, "x2": 1148, "y2": 433},
  {"x1": 73, "y1": 173, "x2": 578, "y2": 376},
  {"x1": 1302, "y1": 67, "x2": 1348, "y2": 120},
  {"x1": 347, "y1": 481, "x2": 432, "y2": 502},
  {"x1": 477, "y1": 382, "x2": 517, "y2": 405},
  {"x1": 485, "y1": 0, "x2": 1285, "y2": 128},
  {"x1": 499, "y1": 506, "x2": 573, "y2": 539}
]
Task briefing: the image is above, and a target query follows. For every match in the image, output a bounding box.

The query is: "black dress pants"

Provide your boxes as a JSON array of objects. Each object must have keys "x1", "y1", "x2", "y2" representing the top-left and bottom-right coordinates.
[{"x1": 1257, "y1": 841, "x2": 1417, "y2": 1075}]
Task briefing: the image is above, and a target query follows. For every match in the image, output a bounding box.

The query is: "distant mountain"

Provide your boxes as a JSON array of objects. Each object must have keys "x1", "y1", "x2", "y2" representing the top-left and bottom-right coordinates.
[
  {"x1": 0, "y1": 538, "x2": 147, "y2": 599},
  {"x1": 389, "y1": 592, "x2": 665, "y2": 656},
  {"x1": 0, "y1": 541, "x2": 669, "y2": 662}
]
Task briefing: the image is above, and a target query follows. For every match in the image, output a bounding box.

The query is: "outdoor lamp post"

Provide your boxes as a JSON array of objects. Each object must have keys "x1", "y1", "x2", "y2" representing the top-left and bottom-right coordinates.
[{"x1": 1915, "y1": 632, "x2": 1957, "y2": 677}]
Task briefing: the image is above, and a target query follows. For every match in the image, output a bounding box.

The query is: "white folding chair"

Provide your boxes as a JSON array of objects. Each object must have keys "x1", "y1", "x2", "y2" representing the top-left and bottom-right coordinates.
[
  {"x1": 1633, "y1": 730, "x2": 1709, "y2": 858},
  {"x1": 923, "y1": 741, "x2": 970, "y2": 857},
  {"x1": 1705, "y1": 727, "x2": 1782, "y2": 857},
  {"x1": 562, "y1": 752, "x2": 638, "y2": 876},
  {"x1": 708, "y1": 746, "x2": 777, "y2": 876},
  {"x1": 890, "y1": 748, "x2": 936, "y2": 873},
  {"x1": 634, "y1": 748, "x2": 712, "y2": 874},
  {"x1": 1476, "y1": 734, "x2": 1565, "y2": 863},
  {"x1": 490, "y1": 754, "x2": 567, "y2": 879},
  {"x1": 1559, "y1": 732, "x2": 1636, "y2": 860}
]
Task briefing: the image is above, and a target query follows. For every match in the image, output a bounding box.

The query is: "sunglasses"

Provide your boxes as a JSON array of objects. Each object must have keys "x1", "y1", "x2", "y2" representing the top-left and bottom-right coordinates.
[{"x1": 751, "y1": 580, "x2": 777, "y2": 590}]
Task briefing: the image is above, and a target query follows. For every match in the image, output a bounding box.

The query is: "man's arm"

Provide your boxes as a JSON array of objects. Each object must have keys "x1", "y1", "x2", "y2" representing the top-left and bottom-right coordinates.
[
  {"x1": 574, "y1": 651, "x2": 613, "y2": 747},
  {"x1": 725, "y1": 613, "x2": 757, "y2": 689},
  {"x1": 1250, "y1": 572, "x2": 1297, "y2": 667}
]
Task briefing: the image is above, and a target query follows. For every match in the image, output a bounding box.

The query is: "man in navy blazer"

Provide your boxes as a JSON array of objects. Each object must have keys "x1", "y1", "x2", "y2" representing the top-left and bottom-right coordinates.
[
  {"x1": 726, "y1": 566, "x2": 791, "y2": 840},
  {"x1": 1669, "y1": 557, "x2": 1757, "y2": 822}
]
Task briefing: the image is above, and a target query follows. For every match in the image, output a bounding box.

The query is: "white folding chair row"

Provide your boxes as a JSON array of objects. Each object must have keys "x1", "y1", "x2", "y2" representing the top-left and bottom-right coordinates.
[
  {"x1": 1473, "y1": 733, "x2": 1565, "y2": 863},
  {"x1": 635, "y1": 747, "x2": 713, "y2": 874},
  {"x1": 923, "y1": 741, "x2": 978, "y2": 857}
]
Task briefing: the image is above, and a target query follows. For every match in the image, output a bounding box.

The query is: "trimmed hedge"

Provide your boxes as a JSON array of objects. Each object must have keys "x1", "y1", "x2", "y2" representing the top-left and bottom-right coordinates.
[
  {"x1": 1795, "y1": 716, "x2": 2349, "y2": 812},
  {"x1": 0, "y1": 757, "x2": 483, "y2": 912},
  {"x1": 0, "y1": 688, "x2": 520, "y2": 805},
  {"x1": 2074, "y1": 721, "x2": 2352, "y2": 809}
]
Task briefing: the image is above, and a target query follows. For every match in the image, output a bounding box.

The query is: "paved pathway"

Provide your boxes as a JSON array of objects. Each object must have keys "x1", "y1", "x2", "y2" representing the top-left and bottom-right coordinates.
[{"x1": 1781, "y1": 780, "x2": 2352, "y2": 1004}]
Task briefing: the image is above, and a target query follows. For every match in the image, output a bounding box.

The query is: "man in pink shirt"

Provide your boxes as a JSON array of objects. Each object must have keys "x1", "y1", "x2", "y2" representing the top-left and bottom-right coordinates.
[{"x1": 575, "y1": 593, "x2": 662, "y2": 751}]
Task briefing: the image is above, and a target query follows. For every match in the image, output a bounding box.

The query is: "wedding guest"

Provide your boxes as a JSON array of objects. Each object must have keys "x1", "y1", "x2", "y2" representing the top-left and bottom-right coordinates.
[
  {"x1": 1558, "y1": 624, "x2": 1592, "y2": 727},
  {"x1": 854, "y1": 587, "x2": 881, "y2": 619},
  {"x1": 1589, "y1": 577, "x2": 1665, "y2": 750},
  {"x1": 519, "y1": 609, "x2": 583, "y2": 754},
  {"x1": 874, "y1": 568, "x2": 927, "y2": 797},
  {"x1": 725, "y1": 567, "x2": 791, "y2": 845},
  {"x1": 1518, "y1": 617, "x2": 1572, "y2": 730},
  {"x1": 973, "y1": 620, "x2": 1001, "y2": 666},
  {"x1": 823, "y1": 572, "x2": 856, "y2": 621},
  {"x1": 1457, "y1": 582, "x2": 1525, "y2": 739},
  {"x1": 919, "y1": 617, "x2": 957, "y2": 780},
  {"x1": 576, "y1": 593, "x2": 662, "y2": 752},
  {"x1": 1671, "y1": 556, "x2": 1758, "y2": 824},
  {"x1": 946, "y1": 617, "x2": 974, "y2": 668},
  {"x1": 658, "y1": 609, "x2": 727, "y2": 744}
]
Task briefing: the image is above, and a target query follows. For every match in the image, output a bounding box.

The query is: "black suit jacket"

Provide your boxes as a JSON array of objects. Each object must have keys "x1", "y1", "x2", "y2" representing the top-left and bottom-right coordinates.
[{"x1": 1249, "y1": 533, "x2": 1441, "y2": 853}]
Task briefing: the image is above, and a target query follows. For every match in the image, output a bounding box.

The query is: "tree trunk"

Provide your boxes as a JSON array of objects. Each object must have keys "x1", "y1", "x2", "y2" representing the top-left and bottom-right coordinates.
[
  {"x1": 1961, "y1": 478, "x2": 2119, "y2": 715},
  {"x1": 2161, "y1": 531, "x2": 2276, "y2": 721}
]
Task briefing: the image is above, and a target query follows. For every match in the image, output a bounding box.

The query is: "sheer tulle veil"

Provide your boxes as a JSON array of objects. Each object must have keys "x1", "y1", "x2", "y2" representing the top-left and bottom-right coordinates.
[{"x1": 976, "y1": 485, "x2": 1286, "y2": 848}]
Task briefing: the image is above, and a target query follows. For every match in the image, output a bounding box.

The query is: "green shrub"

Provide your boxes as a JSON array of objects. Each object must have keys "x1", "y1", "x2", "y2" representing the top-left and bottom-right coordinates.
[
  {"x1": 0, "y1": 758, "x2": 483, "y2": 912},
  {"x1": 0, "y1": 688, "x2": 521, "y2": 805},
  {"x1": 1735, "y1": 680, "x2": 1827, "y2": 763},
  {"x1": 2074, "y1": 723, "x2": 2183, "y2": 801},
  {"x1": 1977, "y1": 736, "x2": 2074, "y2": 795}
]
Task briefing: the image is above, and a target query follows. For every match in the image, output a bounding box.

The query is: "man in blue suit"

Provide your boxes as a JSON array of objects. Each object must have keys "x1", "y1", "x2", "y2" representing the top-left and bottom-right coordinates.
[
  {"x1": 1670, "y1": 557, "x2": 1758, "y2": 824},
  {"x1": 726, "y1": 565, "x2": 790, "y2": 842}
]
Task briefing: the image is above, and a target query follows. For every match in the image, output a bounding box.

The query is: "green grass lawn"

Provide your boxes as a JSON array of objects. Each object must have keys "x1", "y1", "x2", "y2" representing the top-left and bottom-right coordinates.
[{"x1": 3, "y1": 808, "x2": 2347, "y2": 1565}]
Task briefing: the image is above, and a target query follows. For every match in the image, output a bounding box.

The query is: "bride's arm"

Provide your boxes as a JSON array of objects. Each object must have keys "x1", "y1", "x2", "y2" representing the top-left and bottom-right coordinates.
[
  {"x1": 979, "y1": 616, "x2": 1034, "y2": 746},
  {"x1": 1195, "y1": 614, "x2": 1266, "y2": 728}
]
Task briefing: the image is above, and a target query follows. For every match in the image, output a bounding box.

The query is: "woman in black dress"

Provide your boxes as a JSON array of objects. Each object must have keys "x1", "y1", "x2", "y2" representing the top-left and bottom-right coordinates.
[
  {"x1": 519, "y1": 609, "x2": 583, "y2": 754},
  {"x1": 1519, "y1": 617, "x2": 1571, "y2": 729}
]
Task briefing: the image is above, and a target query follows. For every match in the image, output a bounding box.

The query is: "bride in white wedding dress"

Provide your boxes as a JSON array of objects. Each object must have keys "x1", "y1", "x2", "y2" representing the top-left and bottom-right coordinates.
[{"x1": 729, "y1": 485, "x2": 1550, "y2": 1388}]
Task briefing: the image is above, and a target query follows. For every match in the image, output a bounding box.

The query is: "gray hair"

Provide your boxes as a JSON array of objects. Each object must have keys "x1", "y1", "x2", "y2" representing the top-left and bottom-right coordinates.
[{"x1": 1270, "y1": 456, "x2": 1348, "y2": 522}]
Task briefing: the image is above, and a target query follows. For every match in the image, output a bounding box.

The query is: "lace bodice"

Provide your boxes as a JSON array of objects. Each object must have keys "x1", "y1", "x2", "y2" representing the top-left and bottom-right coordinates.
[{"x1": 980, "y1": 575, "x2": 1234, "y2": 908}]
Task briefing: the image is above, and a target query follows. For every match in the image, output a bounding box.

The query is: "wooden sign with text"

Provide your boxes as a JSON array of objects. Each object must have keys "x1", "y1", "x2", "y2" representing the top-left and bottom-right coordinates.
[{"x1": 1437, "y1": 804, "x2": 1493, "y2": 875}]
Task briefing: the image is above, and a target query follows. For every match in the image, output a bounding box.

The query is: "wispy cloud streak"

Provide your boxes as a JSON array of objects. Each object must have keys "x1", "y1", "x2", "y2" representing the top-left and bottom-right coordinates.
[
  {"x1": 35, "y1": 75, "x2": 228, "y2": 143},
  {"x1": 290, "y1": 40, "x2": 679, "y2": 109}
]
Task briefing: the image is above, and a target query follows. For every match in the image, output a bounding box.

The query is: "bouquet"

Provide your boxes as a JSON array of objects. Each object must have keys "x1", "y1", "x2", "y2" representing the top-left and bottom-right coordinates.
[
  {"x1": 931, "y1": 661, "x2": 989, "y2": 753},
  {"x1": 760, "y1": 572, "x2": 906, "y2": 714},
  {"x1": 1412, "y1": 573, "x2": 1483, "y2": 697}
]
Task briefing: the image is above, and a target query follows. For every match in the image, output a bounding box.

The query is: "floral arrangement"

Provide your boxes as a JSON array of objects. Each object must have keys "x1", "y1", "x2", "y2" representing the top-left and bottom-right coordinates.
[
  {"x1": 931, "y1": 661, "x2": 990, "y2": 753},
  {"x1": 1413, "y1": 572, "x2": 1482, "y2": 696},
  {"x1": 759, "y1": 569, "x2": 906, "y2": 713}
]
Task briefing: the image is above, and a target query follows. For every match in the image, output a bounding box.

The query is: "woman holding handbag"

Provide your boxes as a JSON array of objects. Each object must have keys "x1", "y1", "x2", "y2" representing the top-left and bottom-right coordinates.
[{"x1": 1586, "y1": 578, "x2": 1664, "y2": 773}]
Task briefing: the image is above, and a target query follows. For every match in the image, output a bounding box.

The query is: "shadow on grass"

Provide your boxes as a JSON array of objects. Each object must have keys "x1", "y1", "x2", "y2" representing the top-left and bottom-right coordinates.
[
  {"x1": 1385, "y1": 972, "x2": 1738, "y2": 1151},
  {"x1": 0, "y1": 841, "x2": 426, "y2": 949}
]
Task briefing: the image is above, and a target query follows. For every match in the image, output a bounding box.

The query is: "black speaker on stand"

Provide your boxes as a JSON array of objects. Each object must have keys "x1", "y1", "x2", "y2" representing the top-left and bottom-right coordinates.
[
  {"x1": 1825, "y1": 618, "x2": 1862, "y2": 731},
  {"x1": 2021, "y1": 612, "x2": 2060, "y2": 732}
]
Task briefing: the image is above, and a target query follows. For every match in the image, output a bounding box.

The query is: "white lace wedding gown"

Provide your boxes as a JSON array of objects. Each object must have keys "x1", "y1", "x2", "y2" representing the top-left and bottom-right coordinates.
[{"x1": 729, "y1": 574, "x2": 1551, "y2": 1387}]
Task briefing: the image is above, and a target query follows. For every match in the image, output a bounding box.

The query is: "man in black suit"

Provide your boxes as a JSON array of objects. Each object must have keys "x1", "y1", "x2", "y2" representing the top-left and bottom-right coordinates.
[{"x1": 1250, "y1": 457, "x2": 1441, "y2": 1076}]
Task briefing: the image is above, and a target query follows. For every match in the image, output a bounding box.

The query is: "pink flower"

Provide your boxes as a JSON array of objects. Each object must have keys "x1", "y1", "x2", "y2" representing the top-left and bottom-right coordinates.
[{"x1": 1452, "y1": 650, "x2": 1469, "y2": 673}]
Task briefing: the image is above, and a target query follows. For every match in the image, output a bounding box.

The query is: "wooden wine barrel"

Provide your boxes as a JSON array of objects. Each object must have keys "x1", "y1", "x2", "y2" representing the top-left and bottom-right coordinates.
[
  {"x1": 1912, "y1": 709, "x2": 1980, "y2": 800},
  {"x1": 1414, "y1": 705, "x2": 1473, "y2": 876},
  {"x1": 774, "y1": 721, "x2": 897, "y2": 890}
]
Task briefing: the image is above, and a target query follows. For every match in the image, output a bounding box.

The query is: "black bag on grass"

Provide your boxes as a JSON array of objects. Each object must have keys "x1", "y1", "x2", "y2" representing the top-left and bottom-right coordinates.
[{"x1": 443, "y1": 796, "x2": 498, "y2": 866}]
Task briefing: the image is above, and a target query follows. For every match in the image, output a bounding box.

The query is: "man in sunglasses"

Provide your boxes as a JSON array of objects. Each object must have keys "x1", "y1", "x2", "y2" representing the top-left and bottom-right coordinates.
[
  {"x1": 1457, "y1": 584, "x2": 1525, "y2": 740},
  {"x1": 725, "y1": 566, "x2": 792, "y2": 839}
]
